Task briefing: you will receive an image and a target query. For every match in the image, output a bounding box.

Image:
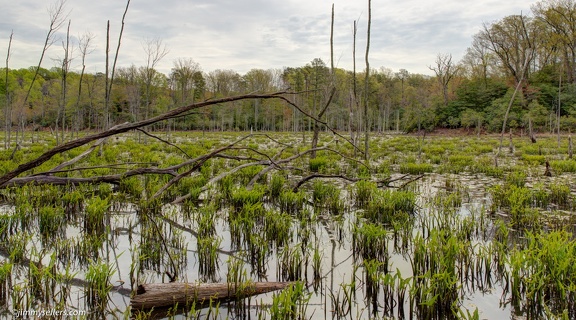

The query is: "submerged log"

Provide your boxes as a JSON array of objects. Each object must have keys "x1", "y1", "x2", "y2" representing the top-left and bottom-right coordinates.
[{"x1": 131, "y1": 281, "x2": 293, "y2": 309}]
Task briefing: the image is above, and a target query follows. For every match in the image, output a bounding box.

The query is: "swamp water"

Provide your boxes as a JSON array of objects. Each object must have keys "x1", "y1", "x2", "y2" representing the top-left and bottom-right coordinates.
[{"x1": 1, "y1": 142, "x2": 575, "y2": 319}]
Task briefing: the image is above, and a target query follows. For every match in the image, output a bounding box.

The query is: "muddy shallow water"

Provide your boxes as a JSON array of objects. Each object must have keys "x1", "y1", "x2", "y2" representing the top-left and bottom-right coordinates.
[
  {"x1": 108, "y1": 174, "x2": 500, "y2": 318},
  {"x1": 1, "y1": 168, "x2": 573, "y2": 319}
]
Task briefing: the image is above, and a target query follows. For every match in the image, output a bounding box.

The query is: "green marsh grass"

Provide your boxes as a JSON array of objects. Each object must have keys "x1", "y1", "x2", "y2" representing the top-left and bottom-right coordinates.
[
  {"x1": 84, "y1": 196, "x2": 110, "y2": 235},
  {"x1": 311, "y1": 180, "x2": 345, "y2": 214},
  {"x1": 278, "y1": 244, "x2": 304, "y2": 281},
  {"x1": 470, "y1": 156, "x2": 504, "y2": 177},
  {"x1": 3, "y1": 132, "x2": 576, "y2": 318},
  {"x1": 362, "y1": 259, "x2": 384, "y2": 304},
  {"x1": 38, "y1": 206, "x2": 66, "y2": 242},
  {"x1": 0, "y1": 262, "x2": 12, "y2": 304},
  {"x1": 309, "y1": 156, "x2": 329, "y2": 173},
  {"x1": 550, "y1": 159, "x2": 576, "y2": 173},
  {"x1": 263, "y1": 210, "x2": 292, "y2": 249},
  {"x1": 399, "y1": 162, "x2": 434, "y2": 174},
  {"x1": 354, "y1": 180, "x2": 377, "y2": 209},
  {"x1": 506, "y1": 231, "x2": 576, "y2": 318},
  {"x1": 231, "y1": 186, "x2": 265, "y2": 211},
  {"x1": 364, "y1": 189, "x2": 416, "y2": 225},
  {"x1": 278, "y1": 189, "x2": 306, "y2": 215},
  {"x1": 269, "y1": 281, "x2": 311, "y2": 320},
  {"x1": 86, "y1": 259, "x2": 115, "y2": 311},
  {"x1": 268, "y1": 172, "x2": 286, "y2": 201},
  {"x1": 197, "y1": 236, "x2": 222, "y2": 280},
  {"x1": 352, "y1": 222, "x2": 390, "y2": 261}
]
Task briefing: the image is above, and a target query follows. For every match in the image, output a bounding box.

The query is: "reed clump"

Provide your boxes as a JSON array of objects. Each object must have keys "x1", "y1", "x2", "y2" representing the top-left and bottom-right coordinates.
[
  {"x1": 278, "y1": 189, "x2": 306, "y2": 215},
  {"x1": 364, "y1": 189, "x2": 416, "y2": 224},
  {"x1": 84, "y1": 196, "x2": 110, "y2": 235},
  {"x1": 506, "y1": 231, "x2": 576, "y2": 318},
  {"x1": 400, "y1": 162, "x2": 434, "y2": 174},
  {"x1": 354, "y1": 180, "x2": 377, "y2": 209},
  {"x1": 309, "y1": 156, "x2": 329, "y2": 173},
  {"x1": 86, "y1": 260, "x2": 115, "y2": 311},
  {"x1": 231, "y1": 186, "x2": 265, "y2": 212},
  {"x1": 269, "y1": 281, "x2": 310, "y2": 319},
  {"x1": 312, "y1": 180, "x2": 344, "y2": 214},
  {"x1": 352, "y1": 222, "x2": 390, "y2": 262}
]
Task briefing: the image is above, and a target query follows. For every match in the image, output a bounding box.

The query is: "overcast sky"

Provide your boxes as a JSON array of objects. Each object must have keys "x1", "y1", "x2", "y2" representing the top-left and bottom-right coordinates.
[{"x1": 0, "y1": 0, "x2": 539, "y2": 77}]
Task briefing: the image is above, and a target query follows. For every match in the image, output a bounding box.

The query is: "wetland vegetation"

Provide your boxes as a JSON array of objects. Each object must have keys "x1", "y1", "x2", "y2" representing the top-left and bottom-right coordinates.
[
  {"x1": 3, "y1": 0, "x2": 576, "y2": 318},
  {"x1": 1, "y1": 131, "x2": 575, "y2": 319}
]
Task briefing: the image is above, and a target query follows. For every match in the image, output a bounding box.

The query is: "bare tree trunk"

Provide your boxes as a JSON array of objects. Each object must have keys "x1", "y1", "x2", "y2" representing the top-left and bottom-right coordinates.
[
  {"x1": 105, "y1": 20, "x2": 110, "y2": 130},
  {"x1": 56, "y1": 19, "x2": 71, "y2": 145},
  {"x1": 496, "y1": 53, "x2": 530, "y2": 165},
  {"x1": 351, "y1": 20, "x2": 358, "y2": 156},
  {"x1": 131, "y1": 282, "x2": 293, "y2": 310},
  {"x1": 22, "y1": 0, "x2": 67, "y2": 109},
  {"x1": 363, "y1": 0, "x2": 372, "y2": 160},
  {"x1": 310, "y1": 4, "x2": 335, "y2": 159},
  {"x1": 106, "y1": 0, "x2": 131, "y2": 129},
  {"x1": 557, "y1": 67, "x2": 562, "y2": 147},
  {"x1": 4, "y1": 31, "x2": 13, "y2": 150},
  {"x1": 74, "y1": 32, "x2": 94, "y2": 138},
  {"x1": 330, "y1": 3, "x2": 334, "y2": 72}
]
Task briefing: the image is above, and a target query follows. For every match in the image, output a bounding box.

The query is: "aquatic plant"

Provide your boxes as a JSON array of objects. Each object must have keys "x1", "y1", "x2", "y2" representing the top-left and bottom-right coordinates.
[
  {"x1": 268, "y1": 172, "x2": 286, "y2": 201},
  {"x1": 231, "y1": 186, "x2": 265, "y2": 211},
  {"x1": 269, "y1": 281, "x2": 311, "y2": 320},
  {"x1": 506, "y1": 231, "x2": 576, "y2": 318},
  {"x1": 399, "y1": 162, "x2": 434, "y2": 174},
  {"x1": 309, "y1": 156, "x2": 329, "y2": 173},
  {"x1": 278, "y1": 189, "x2": 306, "y2": 215},
  {"x1": 84, "y1": 196, "x2": 110, "y2": 235},
  {"x1": 364, "y1": 189, "x2": 416, "y2": 224},
  {"x1": 0, "y1": 262, "x2": 12, "y2": 304},
  {"x1": 86, "y1": 259, "x2": 115, "y2": 311},
  {"x1": 38, "y1": 206, "x2": 66, "y2": 242},
  {"x1": 352, "y1": 222, "x2": 390, "y2": 262},
  {"x1": 354, "y1": 180, "x2": 377, "y2": 209},
  {"x1": 197, "y1": 236, "x2": 222, "y2": 281}
]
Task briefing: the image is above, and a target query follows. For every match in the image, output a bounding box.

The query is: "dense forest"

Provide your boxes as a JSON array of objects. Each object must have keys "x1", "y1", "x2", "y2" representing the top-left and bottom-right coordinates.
[{"x1": 3, "y1": 0, "x2": 576, "y2": 145}]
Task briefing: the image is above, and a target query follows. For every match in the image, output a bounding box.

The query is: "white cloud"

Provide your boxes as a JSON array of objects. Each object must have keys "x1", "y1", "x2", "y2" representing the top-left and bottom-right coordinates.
[{"x1": 0, "y1": 0, "x2": 539, "y2": 76}]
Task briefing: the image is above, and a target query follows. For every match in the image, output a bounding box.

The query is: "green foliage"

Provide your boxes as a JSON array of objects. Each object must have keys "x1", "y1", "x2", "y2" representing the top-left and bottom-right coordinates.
[
  {"x1": 505, "y1": 171, "x2": 527, "y2": 188},
  {"x1": 86, "y1": 260, "x2": 115, "y2": 310},
  {"x1": 312, "y1": 180, "x2": 344, "y2": 214},
  {"x1": 309, "y1": 157, "x2": 329, "y2": 173},
  {"x1": 84, "y1": 196, "x2": 110, "y2": 235},
  {"x1": 352, "y1": 222, "x2": 389, "y2": 260},
  {"x1": 550, "y1": 159, "x2": 576, "y2": 173},
  {"x1": 231, "y1": 186, "x2": 265, "y2": 211},
  {"x1": 400, "y1": 162, "x2": 434, "y2": 174},
  {"x1": 508, "y1": 231, "x2": 576, "y2": 316},
  {"x1": 278, "y1": 189, "x2": 306, "y2": 214},
  {"x1": 38, "y1": 206, "x2": 65, "y2": 238},
  {"x1": 269, "y1": 281, "x2": 311, "y2": 319},
  {"x1": 268, "y1": 173, "x2": 286, "y2": 200},
  {"x1": 364, "y1": 189, "x2": 416, "y2": 224},
  {"x1": 354, "y1": 180, "x2": 377, "y2": 208}
]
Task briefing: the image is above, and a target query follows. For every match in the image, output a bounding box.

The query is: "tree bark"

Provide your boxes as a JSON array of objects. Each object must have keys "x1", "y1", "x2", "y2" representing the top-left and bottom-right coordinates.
[
  {"x1": 131, "y1": 282, "x2": 293, "y2": 309},
  {"x1": 364, "y1": 0, "x2": 372, "y2": 160}
]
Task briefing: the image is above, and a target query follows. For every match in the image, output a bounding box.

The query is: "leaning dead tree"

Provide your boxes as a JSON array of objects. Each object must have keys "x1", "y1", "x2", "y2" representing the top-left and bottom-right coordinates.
[{"x1": 0, "y1": 92, "x2": 360, "y2": 189}]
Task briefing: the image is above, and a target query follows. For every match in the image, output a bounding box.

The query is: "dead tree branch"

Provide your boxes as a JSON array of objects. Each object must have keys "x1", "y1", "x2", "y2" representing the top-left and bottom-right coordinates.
[
  {"x1": 293, "y1": 174, "x2": 360, "y2": 192},
  {"x1": 0, "y1": 92, "x2": 284, "y2": 187}
]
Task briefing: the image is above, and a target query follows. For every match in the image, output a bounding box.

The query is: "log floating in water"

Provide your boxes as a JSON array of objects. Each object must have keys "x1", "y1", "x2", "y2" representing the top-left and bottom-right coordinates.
[{"x1": 131, "y1": 282, "x2": 293, "y2": 309}]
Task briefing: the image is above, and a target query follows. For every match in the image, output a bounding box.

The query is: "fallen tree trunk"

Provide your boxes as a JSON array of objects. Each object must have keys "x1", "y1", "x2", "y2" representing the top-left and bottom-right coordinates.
[{"x1": 131, "y1": 281, "x2": 293, "y2": 309}]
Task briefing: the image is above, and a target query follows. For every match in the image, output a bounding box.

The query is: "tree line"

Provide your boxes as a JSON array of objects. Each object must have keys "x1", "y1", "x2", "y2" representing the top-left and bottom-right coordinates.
[{"x1": 3, "y1": 0, "x2": 576, "y2": 148}]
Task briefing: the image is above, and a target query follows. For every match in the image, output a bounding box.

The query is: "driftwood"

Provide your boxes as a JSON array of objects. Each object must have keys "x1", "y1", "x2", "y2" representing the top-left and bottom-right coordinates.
[{"x1": 131, "y1": 281, "x2": 293, "y2": 309}]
